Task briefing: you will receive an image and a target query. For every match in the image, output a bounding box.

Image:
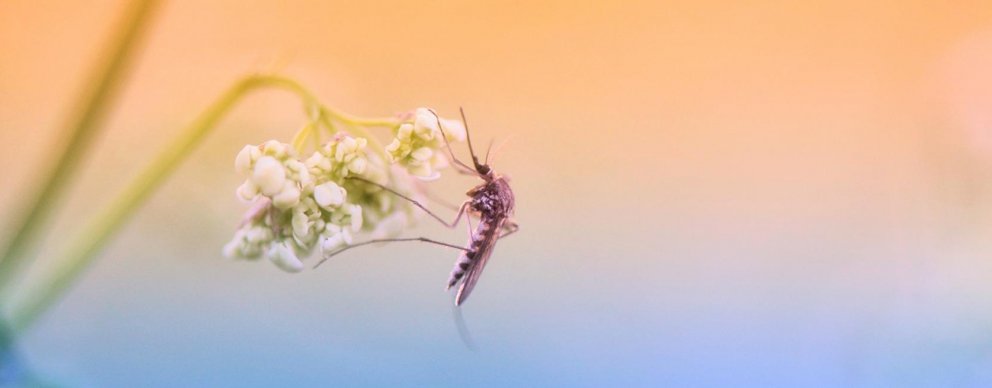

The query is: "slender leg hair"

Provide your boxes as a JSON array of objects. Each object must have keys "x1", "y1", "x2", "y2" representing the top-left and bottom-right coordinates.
[
  {"x1": 314, "y1": 237, "x2": 470, "y2": 269},
  {"x1": 484, "y1": 138, "x2": 495, "y2": 166}
]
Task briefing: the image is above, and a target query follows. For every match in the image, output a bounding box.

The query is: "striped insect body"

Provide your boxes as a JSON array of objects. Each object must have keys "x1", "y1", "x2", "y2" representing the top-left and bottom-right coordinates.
[{"x1": 447, "y1": 175, "x2": 515, "y2": 305}]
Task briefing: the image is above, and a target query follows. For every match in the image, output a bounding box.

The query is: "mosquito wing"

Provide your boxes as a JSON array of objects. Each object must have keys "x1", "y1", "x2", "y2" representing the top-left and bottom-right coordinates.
[{"x1": 454, "y1": 218, "x2": 505, "y2": 306}]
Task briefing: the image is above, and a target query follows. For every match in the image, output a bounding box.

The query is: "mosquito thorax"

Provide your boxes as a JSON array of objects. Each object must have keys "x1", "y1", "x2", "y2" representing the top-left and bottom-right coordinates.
[{"x1": 469, "y1": 176, "x2": 514, "y2": 216}]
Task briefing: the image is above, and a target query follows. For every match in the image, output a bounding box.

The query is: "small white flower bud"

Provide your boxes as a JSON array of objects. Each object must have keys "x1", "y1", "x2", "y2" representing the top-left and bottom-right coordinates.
[
  {"x1": 439, "y1": 118, "x2": 467, "y2": 141},
  {"x1": 336, "y1": 137, "x2": 358, "y2": 161},
  {"x1": 292, "y1": 209, "x2": 311, "y2": 240},
  {"x1": 410, "y1": 147, "x2": 433, "y2": 162},
  {"x1": 245, "y1": 226, "x2": 273, "y2": 244},
  {"x1": 348, "y1": 157, "x2": 367, "y2": 174},
  {"x1": 267, "y1": 242, "x2": 303, "y2": 273},
  {"x1": 414, "y1": 108, "x2": 440, "y2": 138},
  {"x1": 397, "y1": 123, "x2": 414, "y2": 140},
  {"x1": 272, "y1": 182, "x2": 301, "y2": 209},
  {"x1": 262, "y1": 140, "x2": 288, "y2": 158},
  {"x1": 236, "y1": 181, "x2": 259, "y2": 202},
  {"x1": 222, "y1": 239, "x2": 240, "y2": 259},
  {"x1": 314, "y1": 182, "x2": 346, "y2": 208},
  {"x1": 321, "y1": 224, "x2": 345, "y2": 251},
  {"x1": 235, "y1": 145, "x2": 257, "y2": 175},
  {"x1": 385, "y1": 139, "x2": 401, "y2": 155},
  {"x1": 286, "y1": 159, "x2": 306, "y2": 177},
  {"x1": 347, "y1": 204, "x2": 364, "y2": 231},
  {"x1": 252, "y1": 156, "x2": 286, "y2": 196}
]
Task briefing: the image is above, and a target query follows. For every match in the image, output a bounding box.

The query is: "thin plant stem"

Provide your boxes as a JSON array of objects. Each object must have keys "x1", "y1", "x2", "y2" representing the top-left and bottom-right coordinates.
[
  {"x1": 0, "y1": 0, "x2": 160, "y2": 302},
  {"x1": 9, "y1": 75, "x2": 400, "y2": 332}
]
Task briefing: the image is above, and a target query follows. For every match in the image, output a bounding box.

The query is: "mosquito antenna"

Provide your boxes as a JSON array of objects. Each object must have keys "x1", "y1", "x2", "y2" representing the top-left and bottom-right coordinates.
[
  {"x1": 314, "y1": 237, "x2": 470, "y2": 269},
  {"x1": 459, "y1": 107, "x2": 488, "y2": 173},
  {"x1": 484, "y1": 138, "x2": 495, "y2": 166},
  {"x1": 487, "y1": 135, "x2": 516, "y2": 166}
]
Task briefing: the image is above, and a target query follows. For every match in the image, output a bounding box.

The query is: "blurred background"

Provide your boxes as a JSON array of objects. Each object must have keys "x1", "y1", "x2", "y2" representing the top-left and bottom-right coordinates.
[{"x1": 3, "y1": 0, "x2": 992, "y2": 386}]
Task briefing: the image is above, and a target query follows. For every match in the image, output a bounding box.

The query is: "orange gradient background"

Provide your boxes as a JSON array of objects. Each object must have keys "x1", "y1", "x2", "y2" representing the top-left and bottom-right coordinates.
[{"x1": 3, "y1": 0, "x2": 992, "y2": 386}]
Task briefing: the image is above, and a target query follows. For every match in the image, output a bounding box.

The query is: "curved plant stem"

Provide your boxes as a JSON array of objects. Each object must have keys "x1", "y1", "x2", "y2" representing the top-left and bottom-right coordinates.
[
  {"x1": 0, "y1": 0, "x2": 160, "y2": 302},
  {"x1": 317, "y1": 107, "x2": 393, "y2": 160},
  {"x1": 9, "y1": 75, "x2": 400, "y2": 332}
]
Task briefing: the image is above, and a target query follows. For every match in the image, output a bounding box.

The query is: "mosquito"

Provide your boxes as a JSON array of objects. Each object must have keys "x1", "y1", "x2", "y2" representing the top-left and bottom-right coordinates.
[{"x1": 314, "y1": 108, "x2": 517, "y2": 306}]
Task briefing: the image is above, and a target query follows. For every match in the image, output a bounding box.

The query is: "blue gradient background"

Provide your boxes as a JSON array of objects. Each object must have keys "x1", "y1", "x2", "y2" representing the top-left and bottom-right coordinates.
[{"x1": 4, "y1": 0, "x2": 992, "y2": 386}]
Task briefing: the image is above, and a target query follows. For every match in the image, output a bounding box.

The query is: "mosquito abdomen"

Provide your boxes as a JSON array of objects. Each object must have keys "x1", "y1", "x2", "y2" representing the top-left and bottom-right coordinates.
[{"x1": 446, "y1": 217, "x2": 496, "y2": 288}]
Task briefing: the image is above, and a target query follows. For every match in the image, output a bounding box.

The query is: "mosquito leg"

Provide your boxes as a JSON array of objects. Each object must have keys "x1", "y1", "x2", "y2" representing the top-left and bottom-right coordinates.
[
  {"x1": 427, "y1": 189, "x2": 475, "y2": 239},
  {"x1": 345, "y1": 176, "x2": 469, "y2": 228},
  {"x1": 484, "y1": 138, "x2": 495, "y2": 166},
  {"x1": 313, "y1": 237, "x2": 470, "y2": 269},
  {"x1": 498, "y1": 221, "x2": 519, "y2": 239}
]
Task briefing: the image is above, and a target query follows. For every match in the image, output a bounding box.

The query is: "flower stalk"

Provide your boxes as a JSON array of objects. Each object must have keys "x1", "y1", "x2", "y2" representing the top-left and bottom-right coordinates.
[
  {"x1": 0, "y1": 0, "x2": 160, "y2": 303},
  {"x1": 8, "y1": 74, "x2": 404, "y2": 332}
]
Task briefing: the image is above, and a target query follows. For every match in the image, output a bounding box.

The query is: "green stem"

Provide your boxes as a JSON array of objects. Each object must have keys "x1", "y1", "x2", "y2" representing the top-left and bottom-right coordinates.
[
  {"x1": 8, "y1": 74, "x2": 400, "y2": 332},
  {"x1": 327, "y1": 109, "x2": 398, "y2": 128},
  {"x1": 0, "y1": 0, "x2": 160, "y2": 302},
  {"x1": 318, "y1": 107, "x2": 395, "y2": 160}
]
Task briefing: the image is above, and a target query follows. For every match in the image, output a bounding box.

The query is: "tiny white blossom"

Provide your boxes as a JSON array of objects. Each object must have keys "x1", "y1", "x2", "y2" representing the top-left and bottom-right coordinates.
[
  {"x1": 439, "y1": 117, "x2": 466, "y2": 142},
  {"x1": 346, "y1": 203, "x2": 363, "y2": 231},
  {"x1": 387, "y1": 108, "x2": 465, "y2": 180},
  {"x1": 262, "y1": 140, "x2": 289, "y2": 159},
  {"x1": 236, "y1": 180, "x2": 259, "y2": 202},
  {"x1": 267, "y1": 242, "x2": 303, "y2": 273},
  {"x1": 252, "y1": 156, "x2": 286, "y2": 196},
  {"x1": 235, "y1": 145, "x2": 259, "y2": 175},
  {"x1": 314, "y1": 182, "x2": 346, "y2": 209},
  {"x1": 223, "y1": 222, "x2": 274, "y2": 260},
  {"x1": 271, "y1": 181, "x2": 301, "y2": 209},
  {"x1": 411, "y1": 147, "x2": 433, "y2": 162},
  {"x1": 308, "y1": 134, "x2": 370, "y2": 183},
  {"x1": 227, "y1": 106, "x2": 458, "y2": 274},
  {"x1": 348, "y1": 157, "x2": 367, "y2": 175},
  {"x1": 320, "y1": 224, "x2": 352, "y2": 251}
]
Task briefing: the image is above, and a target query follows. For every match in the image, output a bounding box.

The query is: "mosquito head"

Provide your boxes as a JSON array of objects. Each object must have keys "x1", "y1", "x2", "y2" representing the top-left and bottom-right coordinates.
[
  {"x1": 474, "y1": 159, "x2": 492, "y2": 177},
  {"x1": 429, "y1": 107, "x2": 495, "y2": 179}
]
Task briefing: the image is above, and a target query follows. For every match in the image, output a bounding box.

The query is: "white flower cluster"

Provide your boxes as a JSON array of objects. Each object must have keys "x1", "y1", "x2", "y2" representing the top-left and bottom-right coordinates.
[
  {"x1": 225, "y1": 107, "x2": 466, "y2": 273},
  {"x1": 224, "y1": 136, "x2": 370, "y2": 272},
  {"x1": 386, "y1": 108, "x2": 466, "y2": 181}
]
